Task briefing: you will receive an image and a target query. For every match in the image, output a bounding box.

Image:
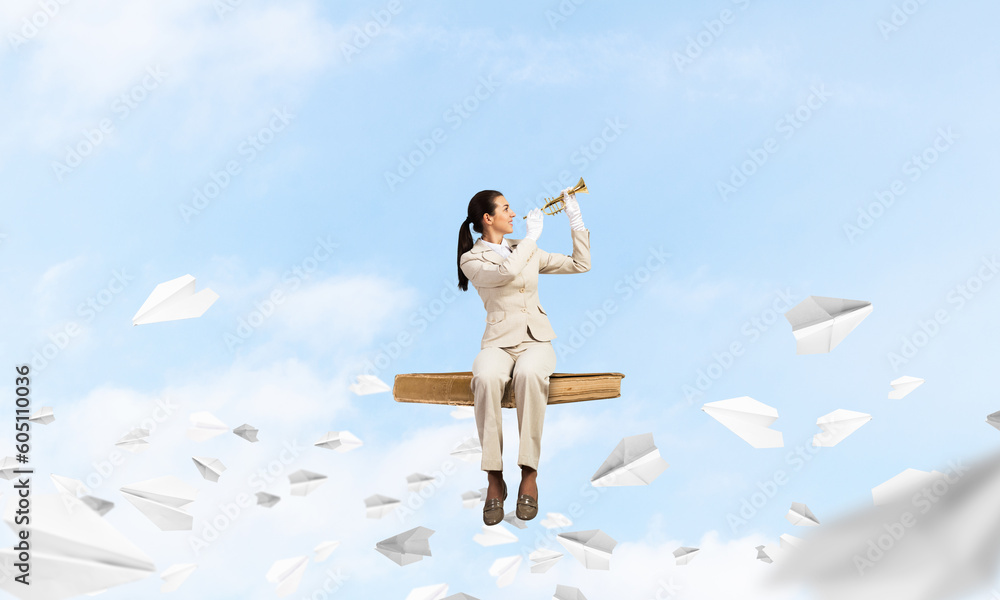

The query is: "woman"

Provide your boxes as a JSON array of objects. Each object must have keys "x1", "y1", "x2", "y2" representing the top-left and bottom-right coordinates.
[{"x1": 456, "y1": 188, "x2": 590, "y2": 525}]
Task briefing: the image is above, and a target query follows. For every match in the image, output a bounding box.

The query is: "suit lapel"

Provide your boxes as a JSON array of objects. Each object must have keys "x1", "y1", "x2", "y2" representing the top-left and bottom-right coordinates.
[{"x1": 473, "y1": 237, "x2": 521, "y2": 264}]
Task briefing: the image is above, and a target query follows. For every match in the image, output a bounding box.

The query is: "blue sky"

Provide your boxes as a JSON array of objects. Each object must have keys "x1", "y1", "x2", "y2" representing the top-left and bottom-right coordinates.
[{"x1": 1, "y1": 1, "x2": 999, "y2": 599}]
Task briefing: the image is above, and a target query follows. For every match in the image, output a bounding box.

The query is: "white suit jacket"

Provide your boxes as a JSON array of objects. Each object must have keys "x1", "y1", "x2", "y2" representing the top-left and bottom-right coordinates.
[{"x1": 460, "y1": 228, "x2": 591, "y2": 349}]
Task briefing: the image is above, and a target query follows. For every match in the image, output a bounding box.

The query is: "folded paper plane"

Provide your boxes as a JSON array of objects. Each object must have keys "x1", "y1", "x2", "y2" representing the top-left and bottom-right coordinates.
[
  {"x1": 375, "y1": 526, "x2": 434, "y2": 566},
  {"x1": 784, "y1": 296, "x2": 873, "y2": 354},
  {"x1": 132, "y1": 274, "x2": 218, "y2": 325},
  {"x1": 120, "y1": 476, "x2": 198, "y2": 531},
  {"x1": 702, "y1": 397, "x2": 783, "y2": 448},
  {"x1": 813, "y1": 409, "x2": 871, "y2": 447},
  {"x1": 590, "y1": 432, "x2": 669, "y2": 486},
  {"x1": 557, "y1": 529, "x2": 617, "y2": 570}
]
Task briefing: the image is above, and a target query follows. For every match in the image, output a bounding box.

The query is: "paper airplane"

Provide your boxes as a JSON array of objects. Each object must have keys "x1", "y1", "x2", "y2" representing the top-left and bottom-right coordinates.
[
  {"x1": 553, "y1": 585, "x2": 588, "y2": 600},
  {"x1": 473, "y1": 524, "x2": 518, "y2": 546},
  {"x1": 784, "y1": 295, "x2": 873, "y2": 354},
  {"x1": 987, "y1": 411, "x2": 1000, "y2": 432},
  {"x1": 785, "y1": 502, "x2": 820, "y2": 526},
  {"x1": 233, "y1": 423, "x2": 259, "y2": 442},
  {"x1": 773, "y1": 450, "x2": 1000, "y2": 600},
  {"x1": 813, "y1": 409, "x2": 871, "y2": 447},
  {"x1": 872, "y1": 468, "x2": 947, "y2": 506},
  {"x1": 314, "y1": 430, "x2": 363, "y2": 452},
  {"x1": 529, "y1": 548, "x2": 563, "y2": 573},
  {"x1": 557, "y1": 529, "x2": 617, "y2": 570},
  {"x1": 132, "y1": 274, "x2": 218, "y2": 325},
  {"x1": 0, "y1": 457, "x2": 19, "y2": 480},
  {"x1": 51, "y1": 474, "x2": 89, "y2": 497},
  {"x1": 407, "y1": 472, "x2": 435, "y2": 492},
  {"x1": 120, "y1": 475, "x2": 198, "y2": 531},
  {"x1": 889, "y1": 375, "x2": 924, "y2": 399},
  {"x1": 780, "y1": 534, "x2": 803, "y2": 549},
  {"x1": 673, "y1": 546, "x2": 699, "y2": 565},
  {"x1": 0, "y1": 494, "x2": 155, "y2": 599},
  {"x1": 540, "y1": 512, "x2": 572, "y2": 529},
  {"x1": 755, "y1": 544, "x2": 773, "y2": 564},
  {"x1": 115, "y1": 428, "x2": 150, "y2": 453},
  {"x1": 349, "y1": 374, "x2": 391, "y2": 395},
  {"x1": 192, "y1": 456, "x2": 227, "y2": 482},
  {"x1": 488, "y1": 555, "x2": 522, "y2": 588},
  {"x1": 503, "y1": 510, "x2": 528, "y2": 529},
  {"x1": 450, "y1": 436, "x2": 482, "y2": 462},
  {"x1": 314, "y1": 540, "x2": 340, "y2": 562},
  {"x1": 450, "y1": 406, "x2": 474, "y2": 419},
  {"x1": 266, "y1": 556, "x2": 308, "y2": 598},
  {"x1": 160, "y1": 563, "x2": 197, "y2": 593},
  {"x1": 375, "y1": 526, "x2": 434, "y2": 566},
  {"x1": 256, "y1": 492, "x2": 281, "y2": 508},
  {"x1": 186, "y1": 411, "x2": 228, "y2": 442},
  {"x1": 82, "y1": 495, "x2": 115, "y2": 516},
  {"x1": 365, "y1": 494, "x2": 401, "y2": 518},
  {"x1": 406, "y1": 583, "x2": 449, "y2": 600},
  {"x1": 590, "y1": 432, "x2": 669, "y2": 486},
  {"x1": 461, "y1": 490, "x2": 483, "y2": 509},
  {"x1": 29, "y1": 406, "x2": 55, "y2": 424},
  {"x1": 289, "y1": 470, "x2": 327, "y2": 496},
  {"x1": 702, "y1": 396, "x2": 783, "y2": 448}
]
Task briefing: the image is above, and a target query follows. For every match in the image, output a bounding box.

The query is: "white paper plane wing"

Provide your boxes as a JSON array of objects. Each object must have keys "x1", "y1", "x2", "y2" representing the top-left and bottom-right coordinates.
[
  {"x1": 132, "y1": 274, "x2": 218, "y2": 325},
  {"x1": 813, "y1": 409, "x2": 871, "y2": 447},
  {"x1": 473, "y1": 524, "x2": 518, "y2": 547},
  {"x1": 784, "y1": 295, "x2": 873, "y2": 354},
  {"x1": 120, "y1": 476, "x2": 198, "y2": 531},
  {"x1": 702, "y1": 396, "x2": 784, "y2": 448},
  {"x1": 266, "y1": 556, "x2": 308, "y2": 598},
  {"x1": 556, "y1": 529, "x2": 617, "y2": 570},
  {"x1": 590, "y1": 432, "x2": 669, "y2": 486},
  {"x1": 0, "y1": 494, "x2": 155, "y2": 599},
  {"x1": 160, "y1": 563, "x2": 197, "y2": 593},
  {"x1": 488, "y1": 555, "x2": 521, "y2": 588}
]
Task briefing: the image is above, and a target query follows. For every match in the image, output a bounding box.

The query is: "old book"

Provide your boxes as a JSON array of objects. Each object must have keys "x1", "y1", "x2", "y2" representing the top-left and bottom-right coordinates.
[{"x1": 392, "y1": 372, "x2": 624, "y2": 408}]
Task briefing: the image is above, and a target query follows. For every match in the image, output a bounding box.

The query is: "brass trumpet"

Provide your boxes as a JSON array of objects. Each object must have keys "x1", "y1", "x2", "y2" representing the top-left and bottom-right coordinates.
[{"x1": 522, "y1": 177, "x2": 588, "y2": 219}]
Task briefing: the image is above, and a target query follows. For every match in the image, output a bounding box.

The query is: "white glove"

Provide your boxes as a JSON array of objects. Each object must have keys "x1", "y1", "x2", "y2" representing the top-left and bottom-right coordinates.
[
  {"x1": 525, "y1": 208, "x2": 544, "y2": 242},
  {"x1": 562, "y1": 190, "x2": 585, "y2": 231}
]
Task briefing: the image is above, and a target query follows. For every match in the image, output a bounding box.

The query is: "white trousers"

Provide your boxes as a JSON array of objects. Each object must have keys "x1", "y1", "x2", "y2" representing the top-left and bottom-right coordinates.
[{"x1": 471, "y1": 328, "x2": 557, "y2": 471}]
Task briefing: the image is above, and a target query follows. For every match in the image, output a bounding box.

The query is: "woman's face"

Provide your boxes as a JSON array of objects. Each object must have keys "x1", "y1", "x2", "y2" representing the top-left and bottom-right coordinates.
[{"x1": 487, "y1": 195, "x2": 515, "y2": 235}]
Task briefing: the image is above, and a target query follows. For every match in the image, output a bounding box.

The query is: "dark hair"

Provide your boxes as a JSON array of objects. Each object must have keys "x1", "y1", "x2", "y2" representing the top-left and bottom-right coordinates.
[{"x1": 457, "y1": 190, "x2": 503, "y2": 291}]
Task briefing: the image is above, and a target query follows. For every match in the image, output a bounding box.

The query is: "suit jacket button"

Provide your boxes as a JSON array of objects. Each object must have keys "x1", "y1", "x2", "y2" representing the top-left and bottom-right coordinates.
[
  {"x1": 519, "y1": 288, "x2": 525, "y2": 293},
  {"x1": 521, "y1": 308, "x2": 527, "y2": 312}
]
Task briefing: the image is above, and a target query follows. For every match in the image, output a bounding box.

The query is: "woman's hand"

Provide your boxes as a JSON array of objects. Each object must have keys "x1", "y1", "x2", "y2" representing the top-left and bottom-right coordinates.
[
  {"x1": 562, "y1": 189, "x2": 586, "y2": 231},
  {"x1": 525, "y1": 208, "x2": 544, "y2": 241}
]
